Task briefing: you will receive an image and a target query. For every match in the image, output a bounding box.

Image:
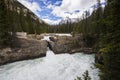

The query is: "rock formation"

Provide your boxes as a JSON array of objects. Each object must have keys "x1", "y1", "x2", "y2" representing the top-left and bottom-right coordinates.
[
  {"x1": 0, "y1": 38, "x2": 48, "y2": 65},
  {"x1": 48, "y1": 35, "x2": 95, "y2": 54}
]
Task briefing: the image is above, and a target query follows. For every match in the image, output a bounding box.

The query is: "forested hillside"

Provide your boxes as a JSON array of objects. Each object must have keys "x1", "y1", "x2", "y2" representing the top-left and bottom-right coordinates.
[{"x1": 0, "y1": 0, "x2": 49, "y2": 46}]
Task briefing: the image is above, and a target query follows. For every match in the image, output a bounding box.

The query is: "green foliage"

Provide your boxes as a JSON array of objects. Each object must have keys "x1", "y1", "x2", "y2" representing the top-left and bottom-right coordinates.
[
  {"x1": 75, "y1": 77, "x2": 82, "y2": 80},
  {"x1": 99, "y1": 44, "x2": 120, "y2": 80},
  {"x1": 74, "y1": 70, "x2": 91, "y2": 80},
  {"x1": 0, "y1": 0, "x2": 10, "y2": 46},
  {"x1": 82, "y1": 70, "x2": 91, "y2": 80},
  {"x1": 97, "y1": 0, "x2": 120, "y2": 80}
]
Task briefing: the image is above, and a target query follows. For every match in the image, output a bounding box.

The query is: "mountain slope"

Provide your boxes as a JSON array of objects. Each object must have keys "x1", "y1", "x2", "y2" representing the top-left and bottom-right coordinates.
[{"x1": 5, "y1": 0, "x2": 49, "y2": 34}]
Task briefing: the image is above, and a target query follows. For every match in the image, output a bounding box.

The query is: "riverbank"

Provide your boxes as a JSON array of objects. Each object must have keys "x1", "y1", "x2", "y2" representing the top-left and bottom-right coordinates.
[{"x1": 0, "y1": 33, "x2": 95, "y2": 65}]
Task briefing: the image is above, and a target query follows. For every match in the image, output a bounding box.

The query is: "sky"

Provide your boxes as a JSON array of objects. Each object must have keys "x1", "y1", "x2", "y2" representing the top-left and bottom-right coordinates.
[{"x1": 17, "y1": 0, "x2": 106, "y2": 25}]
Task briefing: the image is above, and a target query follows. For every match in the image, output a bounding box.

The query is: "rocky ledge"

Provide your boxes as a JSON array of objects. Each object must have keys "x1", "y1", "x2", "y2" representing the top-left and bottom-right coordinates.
[{"x1": 0, "y1": 38, "x2": 48, "y2": 65}]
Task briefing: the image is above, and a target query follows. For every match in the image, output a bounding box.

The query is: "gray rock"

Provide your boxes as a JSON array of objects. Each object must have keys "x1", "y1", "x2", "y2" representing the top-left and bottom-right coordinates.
[
  {"x1": 49, "y1": 36, "x2": 73, "y2": 54},
  {"x1": 36, "y1": 35, "x2": 44, "y2": 40},
  {"x1": 0, "y1": 34, "x2": 95, "y2": 65},
  {"x1": 48, "y1": 35, "x2": 94, "y2": 54},
  {"x1": 0, "y1": 39, "x2": 48, "y2": 65},
  {"x1": 70, "y1": 48, "x2": 94, "y2": 54}
]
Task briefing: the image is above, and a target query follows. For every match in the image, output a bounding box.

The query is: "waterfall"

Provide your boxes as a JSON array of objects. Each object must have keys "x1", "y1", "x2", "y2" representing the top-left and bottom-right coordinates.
[{"x1": 46, "y1": 47, "x2": 55, "y2": 57}]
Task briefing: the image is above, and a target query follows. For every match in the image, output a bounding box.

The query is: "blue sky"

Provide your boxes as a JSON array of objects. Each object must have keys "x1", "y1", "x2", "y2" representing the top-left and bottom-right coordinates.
[{"x1": 17, "y1": 0, "x2": 106, "y2": 25}]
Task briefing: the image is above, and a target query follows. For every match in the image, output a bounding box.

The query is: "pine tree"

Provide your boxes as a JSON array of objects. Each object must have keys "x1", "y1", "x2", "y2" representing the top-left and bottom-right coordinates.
[
  {"x1": 82, "y1": 70, "x2": 91, "y2": 80},
  {"x1": 99, "y1": 0, "x2": 120, "y2": 80},
  {"x1": 0, "y1": 0, "x2": 10, "y2": 46},
  {"x1": 74, "y1": 70, "x2": 91, "y2": 80}
]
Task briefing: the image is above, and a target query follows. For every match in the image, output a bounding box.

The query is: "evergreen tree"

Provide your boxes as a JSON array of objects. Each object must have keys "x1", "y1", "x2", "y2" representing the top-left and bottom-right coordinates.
[
  {"x1": 82, "y1": 70, "x2": 91, "y2": 80},
  {"x1": 74, "y1": 70, "x2": 91, "y2": 80},
  {"x1": 99, "y1": 0, "x2": 120, "y2": 80},
  {"x1": 0, "y1": 0, "x2": 10, "y2": 46}
]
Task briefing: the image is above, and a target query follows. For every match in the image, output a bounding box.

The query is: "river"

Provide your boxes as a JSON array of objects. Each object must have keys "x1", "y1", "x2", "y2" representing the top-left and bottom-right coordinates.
[
  {"x1": 0, "y1": 34, "x2": 99, "y2": 80},
  {"x1": 0, "y1": 48, "x2": 99, "y2": 80}
]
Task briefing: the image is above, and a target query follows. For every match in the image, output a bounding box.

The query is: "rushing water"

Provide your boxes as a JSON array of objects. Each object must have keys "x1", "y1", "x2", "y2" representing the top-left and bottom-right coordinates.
[{"x1": 0, "y1": 48, "x2": 99, "y2": 80}]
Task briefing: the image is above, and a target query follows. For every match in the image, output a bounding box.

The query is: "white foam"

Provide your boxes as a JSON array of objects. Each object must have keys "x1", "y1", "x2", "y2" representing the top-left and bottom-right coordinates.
[
  {"x1": 0, "y1": 50, "x2": 99, "y2": 80},
  {"x1": 41, "y1": 36, "x2": 51, "y2": 41},
  {"x1": 46, "y1": 48, "x2": 55, "y2": 58}
]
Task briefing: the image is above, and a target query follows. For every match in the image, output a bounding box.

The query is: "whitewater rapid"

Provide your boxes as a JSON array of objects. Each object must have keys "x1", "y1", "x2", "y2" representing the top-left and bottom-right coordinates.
[
  {"x1": 0, "y1": 34, "x2": 99, "y2": 80},
  {"x1": 0, "y1": 48, "x2": 99, "y2": 80}
]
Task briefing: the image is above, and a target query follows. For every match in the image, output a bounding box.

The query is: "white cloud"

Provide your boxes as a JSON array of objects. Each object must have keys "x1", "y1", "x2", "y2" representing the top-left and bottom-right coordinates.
[
  {"x1": 17, "y1": 0, "x2": 106, "y2": 25},
  {"x1": 17, "y1": 0, "x2": 41, "y2": 17},
  {"x1": 47, "y1": 4, "x2": 56, "y2": 9},
  {"x1": 54, "y1": 1, "x2": 62, "y2": 5},
  {"x1": 51, "y1": 0, "x2": 97, "y2": 18}
]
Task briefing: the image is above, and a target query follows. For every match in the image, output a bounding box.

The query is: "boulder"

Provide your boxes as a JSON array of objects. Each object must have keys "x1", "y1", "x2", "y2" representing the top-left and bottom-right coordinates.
[
  {"x1": 49, "y1": 36, "x2": 73, "y2": 54},
  {"x1": 48, "y1": 35, "x2": 94, "y2": 54},
  {"x1": 49, "y1": 41, "x2": 70, "y2": 54}
]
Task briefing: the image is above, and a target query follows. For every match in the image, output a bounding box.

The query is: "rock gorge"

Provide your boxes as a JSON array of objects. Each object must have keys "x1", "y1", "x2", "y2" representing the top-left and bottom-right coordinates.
[
  {"x1": 0, "y1": 33, "x2": 95, "y2": 65},
  {"x1": 0, "y1": 0, "x2": 96, "y2": 65}
]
